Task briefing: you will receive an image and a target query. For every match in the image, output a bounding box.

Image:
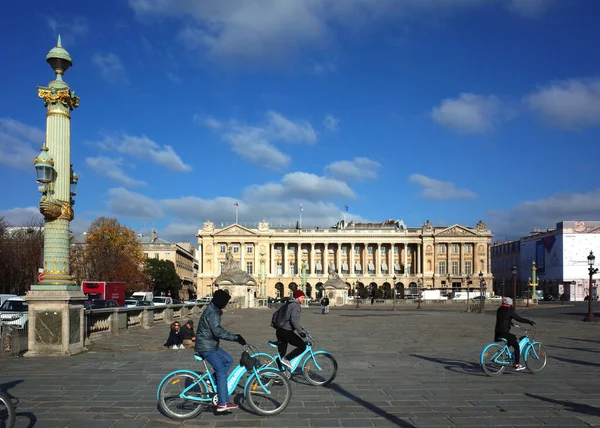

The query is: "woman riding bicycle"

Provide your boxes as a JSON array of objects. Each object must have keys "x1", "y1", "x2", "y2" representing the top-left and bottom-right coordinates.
[{"x1": 494, "y1": 297, "x2": 535, "y2": 371}]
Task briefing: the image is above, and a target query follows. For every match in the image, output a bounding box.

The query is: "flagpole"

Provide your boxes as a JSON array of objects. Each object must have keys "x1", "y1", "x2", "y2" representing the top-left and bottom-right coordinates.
[
  {"x1": 235, "y1": 202, "x2": 239, "y2": 224},
  {"x1": 299, "y1": 206, "x2": 303, "y2": 230}
]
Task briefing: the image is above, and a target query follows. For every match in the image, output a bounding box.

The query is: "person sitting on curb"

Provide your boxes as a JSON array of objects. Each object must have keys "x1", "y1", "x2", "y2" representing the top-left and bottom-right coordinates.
[
  {"x1": 164, "y1": 321, "x2": 184, "y2": 350},
  {"x1": 181, "y1": 319, "x2": 195, "y2": 348}
]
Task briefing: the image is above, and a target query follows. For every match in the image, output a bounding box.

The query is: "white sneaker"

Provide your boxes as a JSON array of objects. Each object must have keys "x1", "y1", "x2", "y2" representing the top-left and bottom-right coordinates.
[
  {"x1": 172, "y1": 345, "x2": 178, "y2": 350},
  {"x1": 514, "y1": 364, "x2": 526, "y2": 371},
  {"x1": 179, "y1": 344, "x2": 185, "y2": 349},
  {"x1": 280, "y1": 358, "x2": 292, "y2": 369}
]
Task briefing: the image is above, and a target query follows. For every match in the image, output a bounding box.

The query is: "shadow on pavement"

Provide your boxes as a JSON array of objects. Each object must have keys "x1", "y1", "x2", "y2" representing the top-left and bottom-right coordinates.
[
  {"x1": 547, "y1": 344, "x2": 599, "y2": 354},
  {"x1": 525, "y1": 393, "x2": 600, "y2": 417},
  {"x1": 561, "y1": 337, "x2": 600, "y2": 345},
  {"x1": 550, "y1": 355, "x2": 600, "y2": 368},
  {"x1": 324, "y1": 383, "x2": 414, "y2": 427},
  {"x1": 410, "y1": 354, "x2": 484, "y2": 376},
  {"x1": 14, "y1": 412, "x2": 37, "y2": 428}
]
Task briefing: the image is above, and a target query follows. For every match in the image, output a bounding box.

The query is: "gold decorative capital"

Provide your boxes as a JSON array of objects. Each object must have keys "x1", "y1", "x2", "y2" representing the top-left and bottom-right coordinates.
[{"x1": 37, "y1": 87, "x2": 80, "y2": 110}]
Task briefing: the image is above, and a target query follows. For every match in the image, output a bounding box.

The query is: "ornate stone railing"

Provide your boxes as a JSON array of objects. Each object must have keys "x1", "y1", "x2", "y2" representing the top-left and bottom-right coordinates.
[{"x1": 84, "y1": 303, "x2": 207, "y2": 341}]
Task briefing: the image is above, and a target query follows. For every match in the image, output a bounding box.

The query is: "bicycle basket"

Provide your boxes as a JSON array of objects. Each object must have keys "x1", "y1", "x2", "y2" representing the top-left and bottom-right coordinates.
[{"x1": 240, "y1": 350, "x2": 261, "y2": 371}]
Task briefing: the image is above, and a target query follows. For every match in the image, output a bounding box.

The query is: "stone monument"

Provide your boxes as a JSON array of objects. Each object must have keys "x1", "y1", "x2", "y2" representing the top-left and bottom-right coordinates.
[
  {"x1": 323, "y1": 262, "x2": 349, "y2": 306},
  {"x1": 214, "y1": 246, "x2": 258, "y2": 308}
]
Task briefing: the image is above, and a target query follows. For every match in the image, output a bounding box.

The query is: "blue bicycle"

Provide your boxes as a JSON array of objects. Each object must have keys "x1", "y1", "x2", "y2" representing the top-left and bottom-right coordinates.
[
  {"x1": 252, "y1": 331, "x2": 338, "y2": 386},
  {"x1": 480, "y1": 323, "x2": 547, "y2": 376},
  {"x1": 157, "y1": 345, "x2": 292, "y2": 420}
]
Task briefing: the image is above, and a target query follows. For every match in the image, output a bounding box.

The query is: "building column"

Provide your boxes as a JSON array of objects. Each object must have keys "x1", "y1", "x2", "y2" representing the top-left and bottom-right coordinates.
[
  {"x1": 377, "y1": 243, "x2": 381, "y2": 276},
  {"x1": 297, "y1": 243, "x2": 301, "y2": 277},
  {"x1": 283, "y1": 243, "x2": 288, "y2": 276},
  {"x1": 270, "y1": 243, "x2": 275, "y2": 274},
  {"x1": 404, "y1": 244, "x2": 408, "y2": 275},
  {"x1": 324, "y1": 243, "x2": 329, "y2": 271},
  {"x1": 416, "y1": 244, "x2": 421, "y2": 275},
  {"x1": 350, "y1": 243, "x2": 355, "y2": 275},
  {"x1": 337, "y1": 243, "x2": 342, "y2": 272},
  {"x1": 240, "y1": 242, "x2": 245, "y2": 270},
  {"x1": 447, "y1": 243, "x2": 451, "y2": 275},
  {"x1": 310, "y1": 242, "x2": 315, "y2": 275},
  {"x1": 460, "y1": 242, "x2": 465, "y2": 274}
]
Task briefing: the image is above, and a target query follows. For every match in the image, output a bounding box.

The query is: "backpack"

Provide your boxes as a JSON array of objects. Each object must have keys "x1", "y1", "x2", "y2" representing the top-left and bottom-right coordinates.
[{"x1": 270, "y1": 301, "x2": 291, "y2": 329}]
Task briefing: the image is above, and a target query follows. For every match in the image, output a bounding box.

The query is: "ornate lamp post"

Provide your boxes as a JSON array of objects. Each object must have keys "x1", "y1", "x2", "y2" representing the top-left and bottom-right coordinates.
[
  {"x1": 417, "y1": 278, "x2": 422, "y2": 309},
  {"x1": 512, "y1": 265, "x2": 518, "y2": 308},
  {"x1": 301, "y1": 259, "x2": 308, "y2": 307},
  {"x1": 478, "y1": 271, "x2": 485, "y2": 313},
  {"x1": 464, "y1": 274, "x2": 471, "y2": 312},
  {"x1": 584, "y1": 251, "x2": 598, "y2": 322},
  {"x1": 531, "y1": 261, "x2": 538, "y2": 305},
  {"x1": 26, "y1": 36, "x2": 87, "y2": 356},
  {"x1": 259, "y1": 250, "x2": 266, "y2": 302}
]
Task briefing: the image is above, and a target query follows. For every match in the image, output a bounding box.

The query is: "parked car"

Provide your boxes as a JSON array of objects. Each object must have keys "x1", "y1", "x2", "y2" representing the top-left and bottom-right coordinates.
[
  {"x1": 124, "y1": 299, "x2": 154, "y2": 308},
  {"x1": 196, "y1": 296, "x2": 213, "y2": 305},
  {"x1": 0, "y1": 297, "x2": 29, "y2": 329},
  {"x1": 489, "y1": 295, "x2": 503, "y2": 302},
  {"x1": 152, "y1": 296, "x2": 173, "y2": 306},
  {"x1": 90, "y1": 299, "x2": 119, "y2": 309},
  {"x1": 172, "y1": 298, "x2": 183, "y2": 304}
]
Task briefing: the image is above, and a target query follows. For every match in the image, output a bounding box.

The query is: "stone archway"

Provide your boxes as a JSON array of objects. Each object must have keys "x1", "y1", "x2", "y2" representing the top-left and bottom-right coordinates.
[
  {"x1": 356, "y1": 282, "x2": 366, "y2": 298},
  {"x1": 369, "y1": 282, "x2": 378, "y2": 298},
  {"x1": 395, "y1": 282, "x2": 405, "y2": 298},
  {"x1": 345, "y1": 282, "x2": 352, "y2": 296},
  {"x1": 315, "y1": 282, "x2": 324, "y2": 299},
  {"x1": 305, "y1": 283, "x2": 313, "y2": 298},
  {"x1": 382, "y1": 282, "x2": 391, "y2": 299},
  {"x1": 288, "y1": 283, "x2": 298, "y2": 295},
  {"x1": 408, "y1": 282, "x2": 418, "y2": 298},
  {"x1": 275, "y1": 282, "x2": 284, "y2": 298}
]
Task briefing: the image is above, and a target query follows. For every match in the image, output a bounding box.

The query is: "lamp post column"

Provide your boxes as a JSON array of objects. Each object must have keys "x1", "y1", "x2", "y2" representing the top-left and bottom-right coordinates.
[
  {"x1": 531, "y1": 261, "x2": 538, "y2": 305},
  {"x1": 416, "y1": 279, "x2": 422, "y2": 309},
  {"x1": 26, "y1": 36, "x2": 87, "y2": 357},
  {"x1": 512, "y1": 265, "x2": 518, "y2": 308},
  {"x1": 584, "y1": 251, "x2": 598, "y2": 322},
  {"x1": 464, "y1": 275, "x2": 470, "y2": 312}
]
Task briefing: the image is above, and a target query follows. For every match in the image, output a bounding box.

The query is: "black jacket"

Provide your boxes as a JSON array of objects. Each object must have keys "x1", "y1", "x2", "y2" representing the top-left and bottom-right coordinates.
[
  {"x1": 164, "y1": 330, "x2": 183, "y2": 347},
  {"x1": 494, "y1": 305, "x2": 533, "y2": 333},
  {"x1": 181, "y1": 324, "x2": 195, "y2": 341}
]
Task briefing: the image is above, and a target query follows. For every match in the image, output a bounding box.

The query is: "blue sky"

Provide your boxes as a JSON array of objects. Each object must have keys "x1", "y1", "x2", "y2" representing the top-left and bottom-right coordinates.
[{"x1": 2, "y1": 0, "x2": 600, "y2": 243}]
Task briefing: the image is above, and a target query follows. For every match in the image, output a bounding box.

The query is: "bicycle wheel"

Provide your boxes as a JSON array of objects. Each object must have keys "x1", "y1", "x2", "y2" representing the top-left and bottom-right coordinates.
[
  {"x1": 245, "y1": 368, "x2": 292, "y2": 416},
  {"x1": 525, "y1": 343, "x2": 547, "y2": 373},
  {"x1": 158, "y1": 371, "x2": 208, "y2": 420},
  {"x1": 0, "y1": 391, "x2": 16, "y2": 428},
  {"x1": 481, "y1": 344, "x2": 510, "y2": 376},
  {"x1": 302, "y1": 353, "x2": 338, "y2": 386}
]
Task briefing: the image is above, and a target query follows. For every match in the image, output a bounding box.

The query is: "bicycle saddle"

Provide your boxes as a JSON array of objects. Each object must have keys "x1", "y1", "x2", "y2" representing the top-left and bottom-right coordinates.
[
  {"x1": 193, "y1": 353, "x2": 204, "y2": 361},
  {"x1": 268, "y1": 340, "x2": 285, "y2": 347}
]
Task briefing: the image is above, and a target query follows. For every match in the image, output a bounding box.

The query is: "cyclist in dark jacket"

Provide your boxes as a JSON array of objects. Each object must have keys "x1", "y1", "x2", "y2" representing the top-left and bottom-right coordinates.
[
  {"x1": 195, "y1": 290, "x2": 246, "y2": 412},
  {"x1": 276, "y1": 290, "x2": 307, "y2": 369},
  {"x1": 494, "y1": 297, "x2": 535, "y2": 371}
]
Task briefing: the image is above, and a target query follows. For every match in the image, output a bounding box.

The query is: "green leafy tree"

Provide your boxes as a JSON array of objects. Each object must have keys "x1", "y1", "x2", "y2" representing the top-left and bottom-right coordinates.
[{"x1": 144, "y1": 258, "x2": 181, "y2": 296}]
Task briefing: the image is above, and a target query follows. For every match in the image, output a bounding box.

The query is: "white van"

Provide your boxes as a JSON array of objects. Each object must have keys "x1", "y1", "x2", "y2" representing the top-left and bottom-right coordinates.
[{"x1": 152, "y1": 296, "x2": 173, "y2": 306}]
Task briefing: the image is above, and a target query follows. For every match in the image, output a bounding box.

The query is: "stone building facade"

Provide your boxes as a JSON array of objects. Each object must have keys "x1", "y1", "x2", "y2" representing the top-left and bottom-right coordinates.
[{"x1": 196, "y1": 219, "x2": 493, "y2": 301}]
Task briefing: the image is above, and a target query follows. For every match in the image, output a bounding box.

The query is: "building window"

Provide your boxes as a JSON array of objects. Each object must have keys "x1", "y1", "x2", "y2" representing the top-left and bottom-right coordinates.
[
  {"x1": 165, "y1": 252, "x2": 170, "y2": 259},
  {"x1": 381, "y1": 247, "x2": 387, "y2": 255},
  {"x1": 290, "y1": 246, "x2": 296, "y2": 254},
  {"x1": 246, "y1": 262, "x2": 253, "y2": 274},
  {"x1": 368, "y1": 247, "x2": 374, "y2": 255},
  {"x1": 246, "y1": 245, "x2": 253, "y2": 254},
  {"x1": 452, "y1": 261, "x2": 458, "y2": 275},
  {"x1": 220, "y1": 245, "x2": 226, "y2": 253},
  {"x1": 355, "y1": 247, "x2": 360, "y2": 255},
  {"x1": 144, "y1": 253, "x2": 148, "y2": 258},
  {"x1": 342, "y1": 247, "x2": 347, "y2": 254},
  {"x1": 452, "y1": 244, "x2": 458, "y2": 254},
  {"x1": 465, "y1": 261, "x2": 472, "y2": 275},
  {"x1": 465, "y1": 244, "x2": 471, "y2": 254},
  {"x1": 439, "y1": 244, "x2": 445, "y2": 254},
  {"x1": 439, "y1": 261, "x2": 446, "y2": 275},
  {"x1": 289, "y1": 263, "x2": 296, "y2": 275},
  {"x1": 277, "y1": 246, "x2": 282, "y2": 254},
  {"x1": 276, "y1": 262, "x2": 282, "y2": 275},
  {"x1": 394, "y1": 247, "x2": 399, "y2": 254},
  {"x1": 233, "y1": 244, "x2": 239, "y2": 253},
  {"x1": 220, "y1": 262, "x2": 224, "y2": 273},
  {"x1": 154, "y1": 253, "x2": 159, "y2": 259},
  {"x1": 406, "y1": 264, "x2": 412, "y2": 274}
]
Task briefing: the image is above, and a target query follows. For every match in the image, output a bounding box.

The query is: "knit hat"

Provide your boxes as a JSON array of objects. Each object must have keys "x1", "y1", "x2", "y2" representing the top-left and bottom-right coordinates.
[
  {"x1": 212, "y1": 289, "x2": 231, "y2": 309},
  {"x1": 503, "y1": 297, "x2": 513, "y2": 306},
  {"x1": 293, "y1": 290, "x2": 306, "y2": 299}
]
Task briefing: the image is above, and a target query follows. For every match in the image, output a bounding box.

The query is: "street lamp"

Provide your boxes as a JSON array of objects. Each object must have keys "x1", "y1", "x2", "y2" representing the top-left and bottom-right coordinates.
[
  {"x1": 464, "y1": 274, "x2": 471, "y2": 312},
  {"x1": 391, "y1": 275, "x2": 397, "y2": 311},
  {"x1": 512, "y1": 265, "x2": 518, "y2": 308},
  {"x1": 301, "y1": 259, "x2": 308, "y2": 307},
  {"x1": 259, "y1": 250, "x2": 266, "y2": 304},
  {"x1": 584, "y1": 251, "x2": 598, "y2": 322},
  {"x1": 417, "y1": 278, "x2": 422, "y2": 309},
  {"x1": 478, "y1": 271, "x2": 485, "y2": 313}
]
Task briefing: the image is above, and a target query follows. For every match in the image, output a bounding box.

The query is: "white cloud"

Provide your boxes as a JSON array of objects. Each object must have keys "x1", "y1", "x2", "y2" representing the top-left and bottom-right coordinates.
[
  {"x1": 202, "y1": 111, "x2": 317, "y2": 169},
  {"x1": 506, "y1": 0, "x2": 551, "y2": 18},
  {"x1": 0, "y1": 118, "x2": 44, "y2": 171},
  {"x1": 431, "y1": 93, "x2": 506, "y2": 134},
  {"x1": 325, "y1": 157, "x2": 381, "y2": 182},
  {"x1": 244, "y1": 172, "x2": 355, "y2": 201},
  {"x1": 46, "y1": 16, "x2": 89, "y2": 47},
  {"x1": 106, "y1": 188, "x2": 163, "y2": 219},
  {"x1": 128, "y1": 0, "x2": 545, "y2": 66},
  {"x1": 525, "y1": 77, "x2": 600, "y2": 131},
  {"x1": 91, "y1": 133, "x2": 192, "y2": 172},
  {"x1": 85, "y1": 156, "x2": 146, "y2": 187},
  {"x1": 0, "y1": 207, "x2": 43, "y2": 226},
  {"x1": 323, "y1": 114, "x2": 340, "y2": 131},
  {"x1": 487, "y1": 189, "x2": 600, "y2": 240},
  {"x1": 409, "y1": 174, "x2": 477, "y2": 199},
  {"x1": 91, "y1": 53, "x2": 129, "y2": 85}
]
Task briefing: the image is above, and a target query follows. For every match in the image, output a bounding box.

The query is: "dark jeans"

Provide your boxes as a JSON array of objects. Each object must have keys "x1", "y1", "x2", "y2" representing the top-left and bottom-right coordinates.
[
  {"x1": 496, "y1": 331, "x2": 520, "y2": 365},
  {"x1": 200, "y1": 348, "x2": 233, "y2": 405},
  {"x1": 276, "y1": 328, "x2": 307, "y2": 362}
]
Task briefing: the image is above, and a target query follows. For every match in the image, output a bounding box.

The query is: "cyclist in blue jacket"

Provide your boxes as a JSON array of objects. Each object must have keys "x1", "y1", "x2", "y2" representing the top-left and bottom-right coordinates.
[{"x1": 494, "y1": 297, "x2": 535, "y2": 371}]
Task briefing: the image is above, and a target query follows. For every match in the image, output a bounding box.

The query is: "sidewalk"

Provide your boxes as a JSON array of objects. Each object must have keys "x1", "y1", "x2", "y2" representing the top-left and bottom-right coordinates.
[{"x1": 1, "y1": 304, "x2": 600, "y2": 427}]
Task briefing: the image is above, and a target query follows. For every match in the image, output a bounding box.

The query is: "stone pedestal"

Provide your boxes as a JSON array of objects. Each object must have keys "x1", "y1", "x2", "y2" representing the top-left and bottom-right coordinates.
[{"x1": 24, "y1": 289, "x2": 87, "y2": 357}]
